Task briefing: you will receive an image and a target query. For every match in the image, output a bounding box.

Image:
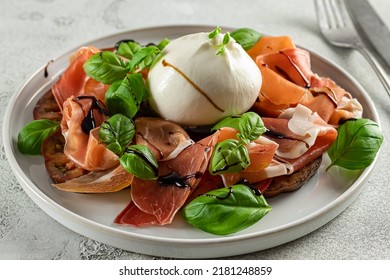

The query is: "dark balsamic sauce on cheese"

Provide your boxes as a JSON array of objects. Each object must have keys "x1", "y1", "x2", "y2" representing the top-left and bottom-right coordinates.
[{"x1": 161, "y1": 59, "x2": 225, "y2": 113}]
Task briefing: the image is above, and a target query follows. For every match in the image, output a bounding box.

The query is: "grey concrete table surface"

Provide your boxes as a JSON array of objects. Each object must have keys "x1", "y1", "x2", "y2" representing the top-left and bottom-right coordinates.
[{"x1": 0, "y1": 0, "x2": 389, "y2": 260}]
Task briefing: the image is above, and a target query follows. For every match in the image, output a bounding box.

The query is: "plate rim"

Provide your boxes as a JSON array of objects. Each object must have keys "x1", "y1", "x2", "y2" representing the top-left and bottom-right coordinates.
[{"x1": 2, "y1": 24, "x2": 381, "y2": 257}]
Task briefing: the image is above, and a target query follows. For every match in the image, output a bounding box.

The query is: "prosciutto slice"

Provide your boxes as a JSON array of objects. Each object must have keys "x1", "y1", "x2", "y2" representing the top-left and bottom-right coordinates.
[
  {"x1": 263, "y1": 106, "x2": 336, "y2": 174},
  {"x1": 303, "y1": 75, "x2": 363, "y2": 124},
  {"x1": 115, "y1": 119, "x2": 218, "y2": 227},
  {"x1": 248, "y1": 36, "x2": 362, "y2": 125},
  {"x1": 128, "y1": 134, "x2": 215, "y2": 225},
  {"x1": 114, "y1": 201, "x2": 160, "y2": 226},
  {"x1": 52, "y1": 165, "x2": 133, "y2": 193},
  {"x1": 221, "y1": 105, "x2": 337, "y2": 186},
  {"x1": 257, "y1": 48, "x2": 312, "y2": 88},
  {"x1": 61, "y1": 96, "x2": 118, "y2": 171},
  {"x1": 52, "y1": 46, "x2": 108, "y2": 110},
  {"x1": 134, "y1": 117, "x2": 193, "y2": 161}
]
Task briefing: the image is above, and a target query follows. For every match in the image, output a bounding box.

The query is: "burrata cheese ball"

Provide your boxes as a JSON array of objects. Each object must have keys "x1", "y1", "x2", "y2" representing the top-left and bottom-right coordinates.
[{"x1": 147, "y1": 31, "x2": 262, "y2": 126}]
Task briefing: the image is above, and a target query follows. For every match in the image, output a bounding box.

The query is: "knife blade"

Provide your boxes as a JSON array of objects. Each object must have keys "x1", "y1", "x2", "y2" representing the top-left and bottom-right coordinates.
[{"x1": 345, "y1": 0, "x2": 390, "y2": 68}]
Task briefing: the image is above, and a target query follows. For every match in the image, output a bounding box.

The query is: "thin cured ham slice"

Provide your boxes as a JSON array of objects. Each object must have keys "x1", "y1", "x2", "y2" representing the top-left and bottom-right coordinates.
[
  {"x1": 249, "y1": 36, "x2": 363, "y2": 126},
  {"x1": 221, "y1": 105, "x2": 337, "y2": 186},
  {"x1": 256, "y1": 62, "x2": 308, "y2": 106},
  {"x1": 303, "y1": 75, "x2": 363, "y2": 124},
  {"x1": 264, "y1": 104, "x2": 338, "y2": 160},
  {"x1": 247, "y1": 35, "x2": 296, "y2": 59},
  {"x1": 61, "y1": 96, "x2": 118, "y2": 171},
  {"x1": 41, "y1": 128, "x2": 88, "y2": 183},
  {"x1": 134, "y1": 117, "x2": 193, "y2": 161},
  {"x1": 116, "y1": 127, "x2": 225, "y2": 227},
  {"x1": 52, "y1": 165, "x2": 133, "y2": 193},
  {"x1": 84, "y1": 78, "x2": 109, "y2": 103},
  {"x1": 245, "y1": 137, "x2": 279, "y2": 172},
  {"x1": 257, "y1": 48, "x2": 312, "y2": 88},
  {"x1": 52, "y1": 46, "x2": 105, "y2": 110},
  {"x1": 128, "y1": 134, "x2": 216, "y2": 225},
  {"x1": 114, "y1": 201, "x2": 160, "y2": 226}
]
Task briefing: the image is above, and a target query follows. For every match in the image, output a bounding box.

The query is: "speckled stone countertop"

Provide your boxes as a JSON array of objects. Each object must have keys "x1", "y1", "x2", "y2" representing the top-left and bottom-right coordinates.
[{"x1": 1, "y1": 0, "x2": 389, "y2": 260}]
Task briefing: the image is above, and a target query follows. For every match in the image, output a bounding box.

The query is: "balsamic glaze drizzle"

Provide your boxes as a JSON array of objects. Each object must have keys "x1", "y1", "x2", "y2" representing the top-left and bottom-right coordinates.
[
  {"x1": 158, "y1": 171, "x2": 203, "y2": 188},
  {"x1": 200, "y1": 183, "x2": 262, "y2": 201},
  {"x1": 114, "y1": 39, "x2": 156, "y2": 52},
  {"x1": 264, "y1": 129, "x2": 310, "y2": 148},
  {"x1": 73, "y1": 96, "x2": 110, "y2": 134},
  {"x1": 161, "y1": 59, "x2": 225, "y2": 113},
  {"x1": 44, "y1": 59, "x2": 54, "y2": 78},
  {"x1": 114, "y1": 39, "x2": 135, "y2": 51},
  {"x1": 238, "y1": 179, "x2": 263, "y2": 196}
]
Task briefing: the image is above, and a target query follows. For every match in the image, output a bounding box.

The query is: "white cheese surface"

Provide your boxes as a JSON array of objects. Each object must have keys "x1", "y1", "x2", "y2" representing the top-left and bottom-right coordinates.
[{"x1": 147, "y1": 32, "x2": 262, "y2": 126}]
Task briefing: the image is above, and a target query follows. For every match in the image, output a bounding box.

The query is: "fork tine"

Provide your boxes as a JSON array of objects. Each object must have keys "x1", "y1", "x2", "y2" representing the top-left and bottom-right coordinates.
[
  {"x1": 315, "y1": 0, "x2": 338, "y2": 31},
  {"x1": 329, "y1": 0, "x2": 344, "y2": 28},
  {"x1": 315, "y1": 0, "x2": 352, "y2": 30},
  {"x1": 325, "y1": 0, "x2": 339, "y2": 29},
  {"x1": 314, "y1": 0, "x2": 330, "y2": 31},
  {"x1": 335, "y1": 0, "x2": 353, "y2": 27}
]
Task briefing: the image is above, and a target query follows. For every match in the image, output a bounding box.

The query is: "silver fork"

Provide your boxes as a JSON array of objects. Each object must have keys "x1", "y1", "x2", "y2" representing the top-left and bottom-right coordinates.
[{"x1": 315, "y1": 0, "x2": 390, "y2": 97}]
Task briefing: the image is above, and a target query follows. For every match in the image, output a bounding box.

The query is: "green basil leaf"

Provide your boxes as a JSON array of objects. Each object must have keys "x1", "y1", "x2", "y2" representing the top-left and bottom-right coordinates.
[
  {"x1": 238, "y1": 112, "x2": 266, "y2": 142},
  {"x1": 208, "y1": 26, "x2": 222, "y2": 39},
  {"x1": 17, "y1": 119, "x2": 59, "y2": 155},
  {"x1": 99, "y1": 114, "x2": 135, "y2": 155},
  {"x1": 327, "y1": 118, "x2": 384, "y2": 170},
  {"x1": 209, "y1": 139, "x2": 250, "y2": 175},
  {"x1": 120, "y1": 145, "x2": 158, "y2": 180},
  {"x1": 105, "y1": 73, "x2": 148, "y2": 119},
  {"x1": 83, "y1": 51, "x2": 129, "y2": 84},
  {"x1": 211, "y1": 115, "x2": 241, "y2": 131},
  {"x1": 223, "y1": 32, "x2": 231, "y2": 45},
  {"x1": 230, "y1": 28, "x2": 262, "y2": 50},
  {"x1": 156, "y1": 38, "x2": 170, "y2": 50},
  {"x1": 128, "y1": 46, "x2": 162, "y2": 72},
  {"x1": 183, "y1": 184, "x2": 271, "y2": 235},
  {"x1": 116, "y1": 40, "x2": 142, "y2": 60}
]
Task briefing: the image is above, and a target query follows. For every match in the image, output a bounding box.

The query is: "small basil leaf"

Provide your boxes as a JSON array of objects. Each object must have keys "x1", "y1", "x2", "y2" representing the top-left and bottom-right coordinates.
[
  {"x1": 211, "y1": 115, "x2": 241, "y2": 131},
  {"x1": 327, "y1": 118, "x2": 383, "y2": 170},
  {"x1": 208, "y1": 26, "x2": 222, "y2": 39},
  {"x1": 99, "y1": 114, "x2": 135, "y2": 155},
  {"x1": 216, "y1": 32, "x2": 232, "y2": 55},
  {"x1": 116, "y1": 41, "x2": 142, "y2": 60},
  {"x1": 128, "y1": 46, "x2": 162, "y2": 72},
  {"x1": 105, "y1": 73, "x2": 148, "y2": 119},
  {"x1": 83, "y1": 51, "x2": 129, "y2": 84},
  {"x1": 120, "y1": 145, "x2": 158, "y2": 180},
  {"x1": 183, "y1": 184, "x2": 271, "y2": 235},
  {"x1": 156, "y1": 38, "x2": 170, "y2": 50},
  {"x1": 238, "y1": 112, "x2": 266, "y2": 142},
  {"x1": 223, "y1": 32, "x2": 231, "y2": 45},
  {"x1": 17, "y1": 119, "x2": 59, "y2": 155},
  {"x1": 209, "y1": 139, "x2": 250, "y2": 175},
  {"x1": 230, "y1": 28, "x2": 262, "y2": 50}
]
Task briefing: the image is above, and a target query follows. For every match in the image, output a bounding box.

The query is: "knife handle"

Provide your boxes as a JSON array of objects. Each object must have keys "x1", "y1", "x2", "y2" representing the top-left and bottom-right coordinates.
[{"x1": 356, "y1": 45, "x2": 390, "y2": 98}]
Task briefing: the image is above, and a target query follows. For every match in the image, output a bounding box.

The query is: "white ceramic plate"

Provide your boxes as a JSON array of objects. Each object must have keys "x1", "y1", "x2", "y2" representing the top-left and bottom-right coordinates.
[{"x1": 3, "y1": 25, "x2": 380, "y2": 259}]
